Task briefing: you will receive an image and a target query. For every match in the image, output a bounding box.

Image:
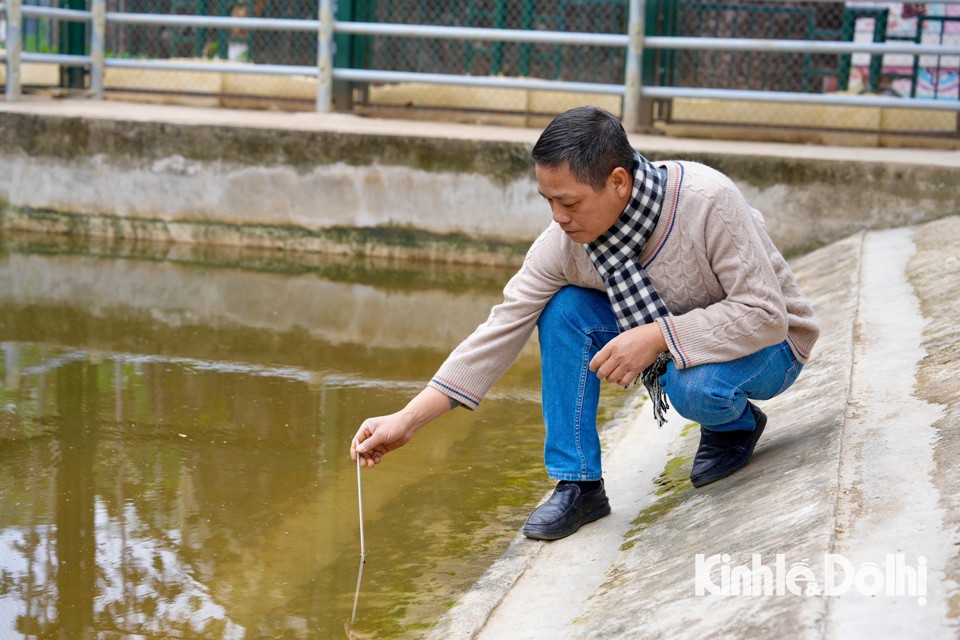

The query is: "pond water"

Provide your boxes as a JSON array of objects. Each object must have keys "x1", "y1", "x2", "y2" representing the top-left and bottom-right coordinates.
[{"x1": 0, "y1": 234, "x2": 556, "y2": 638}]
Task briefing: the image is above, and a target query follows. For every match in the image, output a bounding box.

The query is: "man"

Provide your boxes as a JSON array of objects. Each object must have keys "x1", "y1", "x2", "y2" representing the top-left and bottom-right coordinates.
[{"x1": 350, "y1": 106, "x2": 819, "y2": 541}]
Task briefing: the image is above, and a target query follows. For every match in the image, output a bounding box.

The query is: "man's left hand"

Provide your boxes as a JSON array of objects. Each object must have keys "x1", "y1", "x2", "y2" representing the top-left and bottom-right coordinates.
[{"x1": 589, "y1": 323, "x2": 669, "y2": 387}]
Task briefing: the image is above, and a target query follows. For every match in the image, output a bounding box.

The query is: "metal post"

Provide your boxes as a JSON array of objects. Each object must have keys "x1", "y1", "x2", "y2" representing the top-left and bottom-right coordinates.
[
  {"x1": 622, "y1": 0, "x2": 645, "y2": 132},
  {"x1": 60, "y1": 0, "x2": 86, "y2": 89},
  {"x1": 90, "y1": 0, "x2": 106, "y2": 99},
  {"x1": 332, "y1": 0, "x2": 357, "y2": 112},
  {"x1": 518, "y1": 0, "x2": 535, "y2": 77},
  {"x1": 5, "y1": 0, "x2": 22, "y2": 102},
  {"x1": 491, "y1": 0, "x2": 506, "y2": 76},
  {"x1": 316, "y1": 0, "x2": 334, "y2": 112}
]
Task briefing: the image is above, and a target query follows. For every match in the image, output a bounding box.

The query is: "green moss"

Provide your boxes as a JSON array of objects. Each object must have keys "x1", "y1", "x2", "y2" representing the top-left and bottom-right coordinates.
[
  {"x1": 652, "y1": 454, "x2": 693, "y2": 496},
  {"x1": 0, "y1": 207, "x2": 531, "y2": 270},
  {"x1": 620, "y1": 454, "x2": 692, "y2": 552},
  {"x1": 680, "y1": 421, "x2": 699, "y2": 438},
  {"x1": 318, "y1": 224, "x2": 528, "y2": 255}
]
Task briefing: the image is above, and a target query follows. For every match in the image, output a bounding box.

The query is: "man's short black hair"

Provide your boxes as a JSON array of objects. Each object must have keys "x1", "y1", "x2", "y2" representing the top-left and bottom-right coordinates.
[{"x1": 531, "y1": 106, "x2": 635, "y2": 191}]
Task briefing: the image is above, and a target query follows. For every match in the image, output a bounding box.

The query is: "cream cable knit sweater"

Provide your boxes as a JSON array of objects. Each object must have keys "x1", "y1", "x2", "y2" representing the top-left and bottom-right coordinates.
[{"x1": 429, "y1": 160, "x2": 820, "y2": 410}]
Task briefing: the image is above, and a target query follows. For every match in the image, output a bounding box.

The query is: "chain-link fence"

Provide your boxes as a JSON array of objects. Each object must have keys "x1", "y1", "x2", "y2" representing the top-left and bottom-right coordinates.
[
  {"x1": 106, "y1": 1, "x2": 317, "y2": 64},
  {"x1": 355, "y1": 1, "x2": 626, "y2": 82},
  {"x1": 20, "y1": 0, "x2": 57, "y2": 54},
  {"x1": 14, "y1": 1, "x2": 318, "y2": 63},
  {"x1": 101, "y1": 0, "x2": 628, "y2": 113},
  {"x1": 650, "y1": 0, "x2": 959, "y2": 98},
  {"x1": 2, "y1": 1, "x2": 958, "y2": 140},
  {"x1": 645, "y1": 0, "x2": 959, "y2": 137}
]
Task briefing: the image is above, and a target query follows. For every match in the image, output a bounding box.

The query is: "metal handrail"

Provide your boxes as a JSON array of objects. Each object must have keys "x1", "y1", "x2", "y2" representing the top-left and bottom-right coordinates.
[
  {"x1": 643, "y1": 86, "x2": 960, "y2": 111},
  {"x1": 106, "y1": 58, "x2": 316, "y2": 77},
  {"x1": 20, "y1": 4, "x2": 90, "y2": 21},
  {"x1": 334, "y1": 68, "x2": 626, "y2": 95},
  {"x1": 3, "y1": 0, "x2": 959, "y2": 122},
  {"x1": 23, "y1": 53, "x2": 91, "y2": 67},
  {"x1": 334, "y1": 21, "x2": 629, "y2": 47},
  {"x1": 644, "y1": 36, "x2": 960, "y2": 57},
  {"x1": 105, "y1": 12, "x2": 318, "y2": 32}
]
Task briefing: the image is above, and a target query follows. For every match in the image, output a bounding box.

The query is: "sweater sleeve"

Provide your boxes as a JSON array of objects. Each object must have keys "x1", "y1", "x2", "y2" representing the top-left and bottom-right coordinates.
[
  {"x1": 428, "y1": 225, "x2": 570, "y2": 409},
  {"x1": 655, "y1": 186, "x2": 789, "y2": 369}
]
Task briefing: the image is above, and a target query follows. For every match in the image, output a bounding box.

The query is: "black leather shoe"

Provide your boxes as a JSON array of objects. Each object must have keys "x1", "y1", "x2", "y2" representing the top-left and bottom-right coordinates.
[
  {"x1": 522, "y1": 480, "x2": 611, "y2": 540},
  {"x1": 690, "y1": 404, "x2": 767, "y2": 488}
]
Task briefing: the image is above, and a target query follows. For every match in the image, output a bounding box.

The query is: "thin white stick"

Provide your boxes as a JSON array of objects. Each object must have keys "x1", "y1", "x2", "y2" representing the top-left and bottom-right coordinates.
[
  {"x1": 356, "y1": 449, "x2": 366, "y2": 558},
  {"x1": 350, "y1": 546, "x2": 364, "y2": 627},
  {"x1": 351, "y1": 445, "x2": 366, "y2": 629}
]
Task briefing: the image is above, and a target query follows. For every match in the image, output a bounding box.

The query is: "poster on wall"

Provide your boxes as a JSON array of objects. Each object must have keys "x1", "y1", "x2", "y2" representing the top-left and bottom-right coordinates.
[{"x1": 847, "y1": 1, "x2": 959, "y2": 98}]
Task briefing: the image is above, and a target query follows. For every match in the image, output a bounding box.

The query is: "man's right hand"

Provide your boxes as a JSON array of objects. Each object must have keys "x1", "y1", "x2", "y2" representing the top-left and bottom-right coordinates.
[
  {"x1": 351, "y1": 413, "x2": 418, "y2": 468},
  {"x1": 350, "y1": 386, "x2": 455, "y2": 468}
]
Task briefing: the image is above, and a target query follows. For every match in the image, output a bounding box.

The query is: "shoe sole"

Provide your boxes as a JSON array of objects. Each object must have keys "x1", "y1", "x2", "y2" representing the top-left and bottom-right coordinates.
[
  {"x1": 522, "y1": 502, "x2": 612, "y2": 541},
  {"x1": 690, "y1": 411, "x2": 767, "y2": 488}
]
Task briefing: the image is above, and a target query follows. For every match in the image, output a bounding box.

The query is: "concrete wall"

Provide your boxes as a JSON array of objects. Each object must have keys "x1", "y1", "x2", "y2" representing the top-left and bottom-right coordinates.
[{"x1": 2, "y1": 106, "x2": 958, "y2": 264}]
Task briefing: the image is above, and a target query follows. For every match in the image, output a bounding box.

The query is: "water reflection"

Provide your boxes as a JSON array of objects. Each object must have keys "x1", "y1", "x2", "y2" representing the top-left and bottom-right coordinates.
[{"x1": 0, "y1": 236, "x2": 551, "y2": 637}]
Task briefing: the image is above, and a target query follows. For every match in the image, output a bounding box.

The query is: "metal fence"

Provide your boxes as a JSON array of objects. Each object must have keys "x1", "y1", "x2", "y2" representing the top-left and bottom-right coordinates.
[{"x1": 2, "y1": 0, "x2": 959, "y2": 137}]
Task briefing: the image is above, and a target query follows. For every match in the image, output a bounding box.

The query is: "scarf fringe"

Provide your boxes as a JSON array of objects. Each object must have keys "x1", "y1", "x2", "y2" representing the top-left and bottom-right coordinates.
[{"x1": 640, "y1": 352, "x2": 672, "y2": 428}]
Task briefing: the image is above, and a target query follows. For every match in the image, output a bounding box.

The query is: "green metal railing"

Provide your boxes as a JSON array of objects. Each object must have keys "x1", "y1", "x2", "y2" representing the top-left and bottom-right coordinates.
[{"x1": 3, "y1": 0, "x2": 959, "y2": 132}]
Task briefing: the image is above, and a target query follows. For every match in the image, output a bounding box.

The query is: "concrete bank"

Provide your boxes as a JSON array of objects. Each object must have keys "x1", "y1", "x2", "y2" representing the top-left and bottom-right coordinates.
[
  {"x1": 429, "y1": 216, "x2": 960, "y2": 639},
  {"x1": 2, "y1": 97, "x2": 960, "y2": 264}
]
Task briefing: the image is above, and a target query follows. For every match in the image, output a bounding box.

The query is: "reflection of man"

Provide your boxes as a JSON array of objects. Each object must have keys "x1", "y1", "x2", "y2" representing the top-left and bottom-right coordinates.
[{"x1": 351, "y1": 106, "x2": 819, "y2": 541}]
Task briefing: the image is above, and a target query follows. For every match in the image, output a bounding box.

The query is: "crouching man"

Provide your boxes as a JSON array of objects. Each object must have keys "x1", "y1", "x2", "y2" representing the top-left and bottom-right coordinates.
[{"x1": 351, "y1": 106, "x2": 819, "y2": 541}]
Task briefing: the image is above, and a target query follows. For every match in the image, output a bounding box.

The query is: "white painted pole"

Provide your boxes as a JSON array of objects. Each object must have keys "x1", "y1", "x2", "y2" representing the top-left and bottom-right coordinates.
[
  {"x1": 622, "y1": 0, "x2": 644, "y2": 131},
  {"x1": 316, "y1": 0, "x2": 334, "y2": 112},
  {"x1": 5, "y1": 0, "x2": 22, "y2": 102},
  {"x1": 90, "y1": 0, "x2": 106, "y2": 99}
]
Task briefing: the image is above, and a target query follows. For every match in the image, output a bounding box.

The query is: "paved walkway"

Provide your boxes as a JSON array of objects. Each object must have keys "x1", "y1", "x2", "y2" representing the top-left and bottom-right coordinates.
[
  {"x1": 430, "y1": 216, "x2": 960, "y2": 639},
  {"x1": 3, "y1": 96, "x2": 960, "y2": 168}
]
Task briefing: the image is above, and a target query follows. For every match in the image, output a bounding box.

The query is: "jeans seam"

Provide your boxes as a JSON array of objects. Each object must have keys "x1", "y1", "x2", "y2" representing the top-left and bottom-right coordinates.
[
  {"x1": 580, "y1": 326, "x2": 617, "y2": 479},
  {"x1": 574, "y1": 336, "x2": 592, "y2": 478},
  {"x1": 539, "y1": 287, "x2": 618, "y2": 482},
  {"x1": 584, "y1": 324, "x2": 620, "y2": 336},
  {"x1": 735, "y1": 341, "x2": 787, "y2": 397},
  {"x1": 775, "y1": 361, "x2": 802, "y2": 397}
]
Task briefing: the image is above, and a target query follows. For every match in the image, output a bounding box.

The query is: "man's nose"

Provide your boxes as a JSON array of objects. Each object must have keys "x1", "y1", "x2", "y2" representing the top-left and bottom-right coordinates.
[{"x1": 551, "y1": 204, "x2": 571, "y2": 224}]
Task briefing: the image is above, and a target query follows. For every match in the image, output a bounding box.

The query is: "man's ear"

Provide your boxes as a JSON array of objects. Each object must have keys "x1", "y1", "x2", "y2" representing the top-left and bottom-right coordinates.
[{"x1": 610, "y1": 166, "x2": 632, "y2": 198}]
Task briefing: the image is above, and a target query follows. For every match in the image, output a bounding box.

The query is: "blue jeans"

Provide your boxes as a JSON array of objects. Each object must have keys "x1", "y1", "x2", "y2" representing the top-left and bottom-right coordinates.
[{"x1": 537, "y1": 286, "x2": 802, "y2": 481}]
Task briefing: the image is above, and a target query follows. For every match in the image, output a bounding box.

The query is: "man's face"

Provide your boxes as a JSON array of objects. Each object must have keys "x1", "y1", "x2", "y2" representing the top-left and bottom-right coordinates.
[{"x1": 535, "y1": 162, "x2": 632, "y2": 244}]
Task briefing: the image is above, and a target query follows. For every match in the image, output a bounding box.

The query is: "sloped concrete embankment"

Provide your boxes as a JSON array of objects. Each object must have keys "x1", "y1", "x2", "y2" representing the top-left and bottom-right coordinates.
[
  {"x1": 430, "y1": 216, "x2": 960, "y2": 639},
  {"x1": 908, "y1": 217, "x2": 960, "y2": 624}
]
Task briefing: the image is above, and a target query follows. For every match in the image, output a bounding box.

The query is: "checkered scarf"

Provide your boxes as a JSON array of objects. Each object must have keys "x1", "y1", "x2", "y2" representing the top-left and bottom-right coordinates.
[{"x1": 587, "y1": 150, "x2": 673, "y2": 426}]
